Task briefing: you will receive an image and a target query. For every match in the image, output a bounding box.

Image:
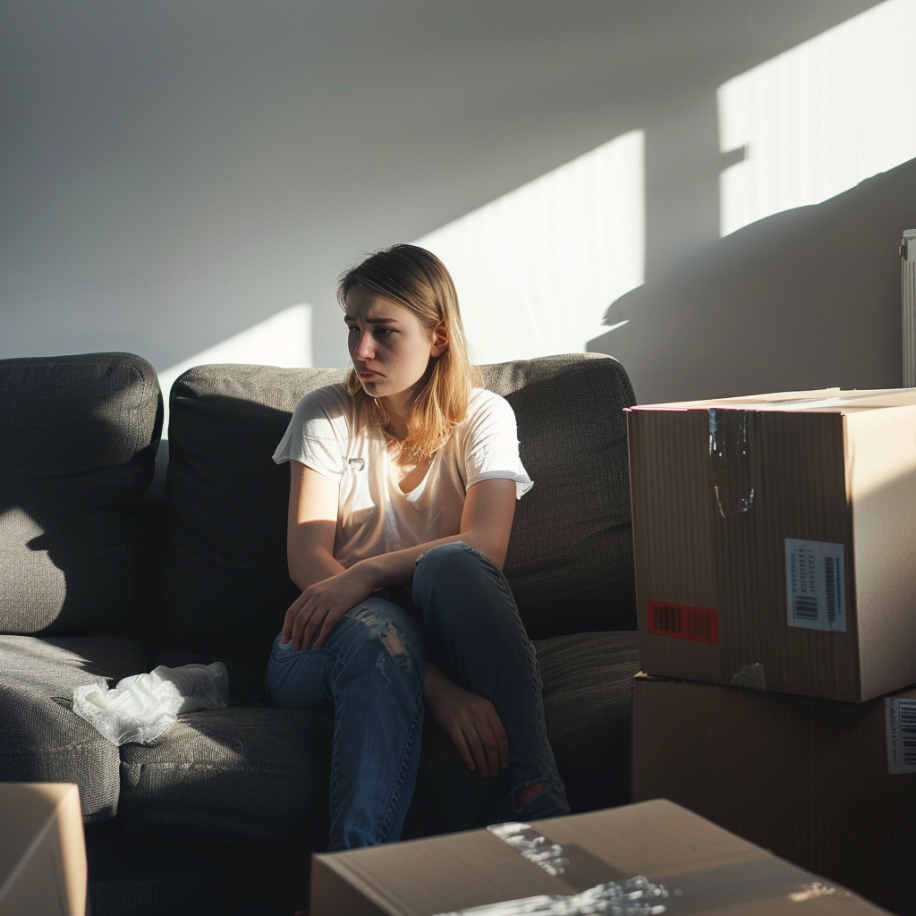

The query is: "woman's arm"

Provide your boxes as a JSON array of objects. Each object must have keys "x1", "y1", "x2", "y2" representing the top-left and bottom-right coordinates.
[
  {"x1": 285, "y1": 460, "x2": 345, "y2": 591},
  {"x1": 283, "y1": 473, "x2": 517, "y2": 651},
  {"x1": 359, "y1": 475, "x2": 517, "y2": 585},
  {"x1": 282, "y1": 460, "x2": 381, "y2": 647}
]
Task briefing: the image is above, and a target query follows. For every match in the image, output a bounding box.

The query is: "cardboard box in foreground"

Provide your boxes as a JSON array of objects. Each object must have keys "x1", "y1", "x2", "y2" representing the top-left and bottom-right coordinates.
[
  {"x1": 628, "y1": 388, "x2": 916, "y2": 702},
  {"x1": 0, "y1": 783, "x2": 87, "y2": 916},
  {"x1": 311, "y1": 798, "x2": 889, "y2": 915},
  {"x1": 632, "y1": 673, "x2": 916, "y2": 916}
]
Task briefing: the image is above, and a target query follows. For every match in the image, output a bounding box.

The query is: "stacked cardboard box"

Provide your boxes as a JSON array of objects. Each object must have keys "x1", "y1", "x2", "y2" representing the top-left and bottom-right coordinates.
[
  {"x1": 627, "y1": 389, "x2": 916, "y2": 915},
  {"x1": 0, "y1": 783, "x2": 87, "y2": 916},
  {"x1": 311, "y1": 799, "x2": 890, "y2": 915}
]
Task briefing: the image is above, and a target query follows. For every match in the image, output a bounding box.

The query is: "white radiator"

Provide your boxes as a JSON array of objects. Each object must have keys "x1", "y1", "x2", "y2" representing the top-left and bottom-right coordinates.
[{"x1": 903, "y1": 229, "x2": 916, "y2": 386}]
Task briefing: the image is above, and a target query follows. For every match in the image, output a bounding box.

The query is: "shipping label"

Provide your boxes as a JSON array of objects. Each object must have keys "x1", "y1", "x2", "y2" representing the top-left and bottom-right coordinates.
[
  {"x1": 886, "y1": 698, "x2": 916, "y2": 774},
  {"x1": 784, "y1": 539, "x2": 846, "y2": 633},
  {"x1": 646, "y1": 601, "x2": 719, "y2": 645}
]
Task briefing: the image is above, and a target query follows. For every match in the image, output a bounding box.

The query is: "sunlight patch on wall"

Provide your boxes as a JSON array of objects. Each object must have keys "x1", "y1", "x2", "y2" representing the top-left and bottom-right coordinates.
[
  {"x1": 157, "y1": 303, "x2": 312, "y2": 437},
  {"x1": 719, "y1": 0, "x2": 916, "y2": 237},
  {"x1": 413, "y1": 130, "x2": 645, "y2": 365}
]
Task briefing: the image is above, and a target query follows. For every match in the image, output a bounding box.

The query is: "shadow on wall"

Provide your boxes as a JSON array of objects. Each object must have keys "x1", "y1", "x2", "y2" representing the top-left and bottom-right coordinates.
[{"x1": 590, "y1": 154, "x2": 916, "y2": 404}]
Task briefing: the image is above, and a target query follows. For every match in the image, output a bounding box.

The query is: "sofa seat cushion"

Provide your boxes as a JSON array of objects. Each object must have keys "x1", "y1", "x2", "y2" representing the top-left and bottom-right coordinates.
[
  {"x1": 406, "y1": 630, "x2": 640, "y2": 837},
  {"x1": 118, "y1": 707, "x2": 332, "y2": 842},
  {"x1": 537, "y1": 630, "x2": 639, "y2": 812},
  {"x1": 0, "y1": 635, "x2": 147, "y2": 821}
]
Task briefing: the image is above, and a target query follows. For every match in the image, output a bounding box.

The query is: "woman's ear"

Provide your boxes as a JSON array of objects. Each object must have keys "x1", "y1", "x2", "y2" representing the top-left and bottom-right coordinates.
[{"x1": 430, "y1": 321, "x2": 449, "y2": 357}]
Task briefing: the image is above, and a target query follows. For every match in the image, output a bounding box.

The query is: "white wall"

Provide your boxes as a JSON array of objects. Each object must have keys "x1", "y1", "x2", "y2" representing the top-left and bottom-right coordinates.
[{"x1": 1, "y1": 0, "x2": 912, "y2": 410}]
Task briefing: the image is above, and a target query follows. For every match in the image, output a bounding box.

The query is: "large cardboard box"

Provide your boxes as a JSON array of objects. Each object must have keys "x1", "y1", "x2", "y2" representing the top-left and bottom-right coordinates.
[
  {"x1": 627, "y1": 389, "x2": 916, "y2": 702},
  {"x1": 632, "y1": 673, "x2": 916, "y2": 916},
  {"x1": 311, "y1": 798, "x2": 889, "y2": 915},
  {"x1": 0, "y1": 783, "x2": 88, "y2": 916}
]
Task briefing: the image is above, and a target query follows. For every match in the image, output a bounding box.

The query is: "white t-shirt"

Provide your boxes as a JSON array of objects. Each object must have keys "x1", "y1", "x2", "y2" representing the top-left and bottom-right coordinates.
[{"x1": 273, "y1": 385, "x2": 533, "y2": 568}]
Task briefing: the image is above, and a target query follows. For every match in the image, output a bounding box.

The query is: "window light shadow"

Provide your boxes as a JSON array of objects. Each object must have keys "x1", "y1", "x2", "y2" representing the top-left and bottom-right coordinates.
[
  {"x1": 718, "y1": 0, "x2": 916, "y2": 237},
  {"x1": 413, "y1": 131, "x2": 645, "y2": 364},
  {"x1": 157, "y1": 304, "x2": 313, "y2": 438}
]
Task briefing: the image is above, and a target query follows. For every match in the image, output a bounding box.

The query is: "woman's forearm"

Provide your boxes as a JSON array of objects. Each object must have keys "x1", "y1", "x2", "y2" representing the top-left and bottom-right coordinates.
[
  {"x1": 288, "y1": 550, "x2": 346, "y2": 593},
  {"x1": 354, "y1": 529, "x2": 502, "y2": 593}
]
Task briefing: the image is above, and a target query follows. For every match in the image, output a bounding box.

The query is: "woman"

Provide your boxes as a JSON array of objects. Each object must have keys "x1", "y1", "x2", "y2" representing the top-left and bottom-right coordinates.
[{"x1": 267, "y1": 244, "x2": 568, "y2": 850}]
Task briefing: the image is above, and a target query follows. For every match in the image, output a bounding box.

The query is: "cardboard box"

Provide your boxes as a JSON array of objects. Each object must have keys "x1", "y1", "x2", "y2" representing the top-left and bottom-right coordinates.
[
  {"x1": 627, "y1": 388, "x2": 916, "y2": 702},
  {"x1": 310, "y1": 798, "x2": 889, "y2": 915},
  {"x1": 0, "y1": 783, "x2": 87, "y2": 916},
  {"x1": 632, "y1": 673, "x2": 916, "y2": 915}
]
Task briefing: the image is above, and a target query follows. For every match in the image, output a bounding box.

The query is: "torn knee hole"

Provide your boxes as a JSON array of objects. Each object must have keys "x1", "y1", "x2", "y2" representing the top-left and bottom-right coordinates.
[{"x1": 352, "y1": 606, "x2": 410, "y2": 658}]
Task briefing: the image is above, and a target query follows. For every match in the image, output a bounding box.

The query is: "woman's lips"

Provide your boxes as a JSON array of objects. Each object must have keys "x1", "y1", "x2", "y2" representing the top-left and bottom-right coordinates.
[{"x1": 358, "y1": 370, "x2": 381, "y2": 379}]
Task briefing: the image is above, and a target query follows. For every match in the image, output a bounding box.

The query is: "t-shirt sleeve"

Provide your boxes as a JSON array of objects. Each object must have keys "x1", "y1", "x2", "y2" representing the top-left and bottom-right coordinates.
[
  {"x1": 272, "y1": 387, "x2": 348, "y2": 483},
  {"x1": 463, "y1": 391, "x2": 533, "y2": 499}
]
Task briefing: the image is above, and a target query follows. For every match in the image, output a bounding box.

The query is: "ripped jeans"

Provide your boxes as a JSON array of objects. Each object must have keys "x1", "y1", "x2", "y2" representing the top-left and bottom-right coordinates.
[{"x1": 265, "y1": 541, "x2": 569, "y2": 850}]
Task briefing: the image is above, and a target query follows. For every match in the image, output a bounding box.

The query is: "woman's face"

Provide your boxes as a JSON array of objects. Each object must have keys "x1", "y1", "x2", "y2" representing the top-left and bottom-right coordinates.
[{"x1": 344, "y1": 288, "x2": 447, "y2": 405}]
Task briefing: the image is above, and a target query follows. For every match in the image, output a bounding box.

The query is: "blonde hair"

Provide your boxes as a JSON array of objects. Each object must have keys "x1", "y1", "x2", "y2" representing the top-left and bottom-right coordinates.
[{"x1": 338, "y1": 244, "x2": 480, "y2": 460}]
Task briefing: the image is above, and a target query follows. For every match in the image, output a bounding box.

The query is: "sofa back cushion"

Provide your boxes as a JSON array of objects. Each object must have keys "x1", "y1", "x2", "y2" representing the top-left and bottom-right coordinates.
[
  {"x1": 161, "y1": 354, "x2": 635, "y2": 654},
  {"x1": 482, "y1": 355, "x2": 636, "y2": 637},
  {"x1": 0, "y1": 353, "x2": 161, "y2": 635}
]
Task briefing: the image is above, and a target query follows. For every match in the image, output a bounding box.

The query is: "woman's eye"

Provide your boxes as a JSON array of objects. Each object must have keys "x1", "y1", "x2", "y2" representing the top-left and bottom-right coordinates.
[
  {"x1": 375, "y1": 328, "x2": 394, "y2": 338},
  {"x1": 347, "y1": 325, "x2": 359, "y2": 335}
]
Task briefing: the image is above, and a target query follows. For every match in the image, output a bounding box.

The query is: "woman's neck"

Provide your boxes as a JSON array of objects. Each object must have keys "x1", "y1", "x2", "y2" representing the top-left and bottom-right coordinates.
[{"x1": 379, "y1": 389, "x2": 417, "y2": 443}]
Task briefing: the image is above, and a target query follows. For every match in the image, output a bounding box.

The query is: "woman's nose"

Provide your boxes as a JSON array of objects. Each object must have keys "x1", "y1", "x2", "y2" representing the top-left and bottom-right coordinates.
[{"x1": 353, "y1": 331, "x2": 374, "y2": 360}]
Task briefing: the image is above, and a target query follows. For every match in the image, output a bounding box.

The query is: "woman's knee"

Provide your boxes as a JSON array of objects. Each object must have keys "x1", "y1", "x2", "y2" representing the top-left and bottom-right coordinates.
[
  {"x1": 413, "y1": 542, "x2": 512, "y2": 636},
  {"x1": 413, "y1": 541, "x2": 485, "y2": 597}
]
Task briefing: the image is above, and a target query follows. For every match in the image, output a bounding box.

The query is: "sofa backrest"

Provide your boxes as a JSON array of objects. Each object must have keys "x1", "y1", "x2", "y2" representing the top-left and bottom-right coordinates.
[
  {"x1": 481, "y1": 355, "x2": 636, "y2": 637},
  {"x1": 161, "y1": 354, "x2": 636, "y2": 657},
  {"x1": 0, "y1": 353, "x2": 161, "y2": 635}
]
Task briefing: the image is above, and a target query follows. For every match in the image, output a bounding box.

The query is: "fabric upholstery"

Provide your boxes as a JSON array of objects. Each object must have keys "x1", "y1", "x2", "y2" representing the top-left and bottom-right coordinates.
[
  {"x1": 162, "y1": 354, "x2": 635, "y2": 650},
  {"x1": 536, "y1": 629, "x2": 639, "y2": 812},
  {"x1": 0, "y1": 353, "x2": 161, "y2": 635},
  {"x1": 481, "y1": 355, "x2": 637, "y2": 636},
  {"x1": 161, "y1": 365, "x2": 348, "y2": 650},
  {"x1": 2, "y1": 350, "x2": 642, "y2": 916},
  {"x1": 118, "y1": 707, "x2": 332, "y2": 842},
  {"x1": 0, "y1": 635, "x2": 146, "y2": 820}
]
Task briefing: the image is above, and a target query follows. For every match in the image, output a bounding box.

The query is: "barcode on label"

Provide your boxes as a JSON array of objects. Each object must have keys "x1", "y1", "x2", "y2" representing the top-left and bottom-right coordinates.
[
  {"x1": 793, "y1": 596, "x2": 819, "y2": 621},
  {"x1": 825, "y1": 556, "x2": 838, "y2": 624},
  {"x1": 646, "y1": 601, "x2": 719, "y2": 645},
  {"x1": 785, "y1": 539, "x2": 846, "y2": 633},
  {"x1": 886, "y1": 698, "x2": 916, "y2": 774}
]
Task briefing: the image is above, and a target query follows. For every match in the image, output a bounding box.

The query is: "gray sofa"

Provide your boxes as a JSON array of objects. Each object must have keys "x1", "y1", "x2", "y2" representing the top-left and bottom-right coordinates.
[{"x1": 0, "y1": 351, "x2": 640, "y2": 916}]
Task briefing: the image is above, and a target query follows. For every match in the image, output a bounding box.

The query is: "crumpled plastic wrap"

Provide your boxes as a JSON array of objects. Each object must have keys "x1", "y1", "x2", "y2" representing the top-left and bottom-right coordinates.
[{"x1": 72, "y1": 662, "x2": 229, "y2": 746}]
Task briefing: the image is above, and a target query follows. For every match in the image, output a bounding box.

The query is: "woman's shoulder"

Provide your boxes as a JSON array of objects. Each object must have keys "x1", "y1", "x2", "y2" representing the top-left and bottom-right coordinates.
[
  {"x1": 457, "y1": 388, "x2": 518, "y2": 443},
  {"x1": 274, "y1": 384, "x2": 355, "y2": 467},
  {"x1": 468, "y1": 386, "x2": 508, "y2": 406},
  {"x1": 290, "y1": 383, "x2": 353, "y2": 422},
  {"x1": 466, "y1": 387, "x2": 515, "y2": 421}
]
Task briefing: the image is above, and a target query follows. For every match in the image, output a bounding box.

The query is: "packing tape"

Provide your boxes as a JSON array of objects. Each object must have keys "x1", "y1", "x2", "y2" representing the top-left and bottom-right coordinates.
[
  {"x1": 730, "y1": 661, "x2": 767, "y2": 691},
  {"x1": 429, "y1": 822, "x2": 858, "y2": 916},
  {"x1": 708, "y1": 408, "x2": 755, "y2": 520}
]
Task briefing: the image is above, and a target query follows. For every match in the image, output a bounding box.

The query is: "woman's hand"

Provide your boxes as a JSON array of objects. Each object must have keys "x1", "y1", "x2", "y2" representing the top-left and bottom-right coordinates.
[
  {"x1": 424, "y1": 668, "x2": 509, "y2": 778},
  {"x1": 282, "y1": 564, "x2": 375, "y2": 651}
]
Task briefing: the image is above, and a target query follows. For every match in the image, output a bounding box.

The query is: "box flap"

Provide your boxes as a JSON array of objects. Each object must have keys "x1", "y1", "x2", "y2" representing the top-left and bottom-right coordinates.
[{"x1": 630, "y1": 388, "x2": 916, "y2": 413}]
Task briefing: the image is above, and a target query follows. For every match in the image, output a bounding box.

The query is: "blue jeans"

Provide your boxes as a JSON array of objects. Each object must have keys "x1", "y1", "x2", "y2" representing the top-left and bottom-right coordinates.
[{"x1": 266, "y1": 542, "x2": 569, "y2": 850}]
